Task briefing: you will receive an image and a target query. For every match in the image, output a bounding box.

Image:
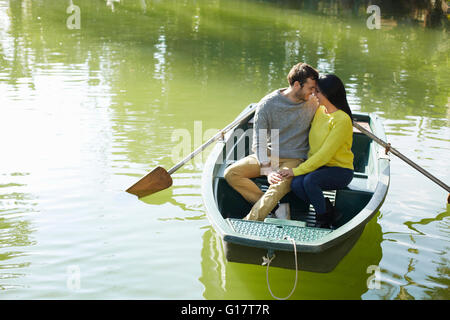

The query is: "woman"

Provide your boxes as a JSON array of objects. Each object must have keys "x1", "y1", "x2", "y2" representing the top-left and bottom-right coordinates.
[{"x1": 277, "y1": 74, "x2": 354, "y2": 229}]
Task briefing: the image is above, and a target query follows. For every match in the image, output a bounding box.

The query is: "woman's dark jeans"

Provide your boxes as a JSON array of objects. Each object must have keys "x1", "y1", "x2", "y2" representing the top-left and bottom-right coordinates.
[{"x1": 290, "y1": 166, "x2": 354, "y2": 215}]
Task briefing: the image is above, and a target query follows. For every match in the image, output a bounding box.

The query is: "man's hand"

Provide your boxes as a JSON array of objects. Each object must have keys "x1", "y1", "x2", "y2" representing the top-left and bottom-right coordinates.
[
  {"x1": 305, "y1": 93, "x2": 319, "y2": 109},
  {"x1": 267, "y1": 171, "x2": 284, "y2": 185}
]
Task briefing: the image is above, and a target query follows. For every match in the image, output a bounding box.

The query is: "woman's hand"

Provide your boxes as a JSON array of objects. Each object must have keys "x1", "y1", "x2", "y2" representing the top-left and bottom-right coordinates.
[{"x1": 278, "y1": 168, "x2": 294, "y2": 178}]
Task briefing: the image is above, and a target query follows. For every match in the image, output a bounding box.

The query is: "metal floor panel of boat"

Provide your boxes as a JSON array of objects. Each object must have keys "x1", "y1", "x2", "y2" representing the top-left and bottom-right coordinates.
[{"x1": 227, "y1": 218, "x2": 332, "y2": 243}]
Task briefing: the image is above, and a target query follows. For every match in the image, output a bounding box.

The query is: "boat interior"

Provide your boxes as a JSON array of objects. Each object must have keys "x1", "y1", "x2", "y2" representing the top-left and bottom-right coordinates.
[{"x1": 213, "y1": 113, "x2": 378, "y2": 229}]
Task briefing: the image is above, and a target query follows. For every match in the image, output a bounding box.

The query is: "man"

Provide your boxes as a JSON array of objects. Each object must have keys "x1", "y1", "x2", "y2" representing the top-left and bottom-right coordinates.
[{"x1": 224, "y1": 62, "x2": 319, "y2": 221}]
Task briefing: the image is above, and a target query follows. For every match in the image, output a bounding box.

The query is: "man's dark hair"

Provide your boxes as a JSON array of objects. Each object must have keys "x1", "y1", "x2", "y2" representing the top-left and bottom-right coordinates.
[{"x1": 287, "y1": 63, "x2": 319, "y2": 87}]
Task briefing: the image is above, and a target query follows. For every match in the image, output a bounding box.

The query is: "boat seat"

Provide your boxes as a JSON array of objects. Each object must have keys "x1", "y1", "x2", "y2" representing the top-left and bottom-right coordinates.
[
  {"x1": 250, "y1": 175, "x2": 373, "y2": 199},
  {"x1": 217, "y1": 166, "x2": 371, "y2": 192},
  {"x1": 216, "y1": 170, "x2": 373, "y2": 204}
]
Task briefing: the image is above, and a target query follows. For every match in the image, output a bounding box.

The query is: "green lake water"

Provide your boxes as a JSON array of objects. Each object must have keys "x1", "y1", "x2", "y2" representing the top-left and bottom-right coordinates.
[{"x1": 0, "y1": 0, "x2": 449, "y2": 299}]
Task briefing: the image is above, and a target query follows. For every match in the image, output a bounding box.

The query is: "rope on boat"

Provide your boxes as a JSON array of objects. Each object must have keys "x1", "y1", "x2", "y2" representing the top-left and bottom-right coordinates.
[{"x1": 262, "y1": 236, "x2": 298, "y2": 300}]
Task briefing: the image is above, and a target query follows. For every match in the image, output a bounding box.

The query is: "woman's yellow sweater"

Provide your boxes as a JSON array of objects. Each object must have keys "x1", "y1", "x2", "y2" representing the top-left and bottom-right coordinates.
[{"x1": 292, "y1": 105, "x2": 354, "y2": 176}]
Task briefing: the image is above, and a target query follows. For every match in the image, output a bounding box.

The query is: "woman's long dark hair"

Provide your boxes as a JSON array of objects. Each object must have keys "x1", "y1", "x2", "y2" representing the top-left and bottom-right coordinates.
[{"x1": 318, "y1": 74, "x2": 353, "y2": 119}]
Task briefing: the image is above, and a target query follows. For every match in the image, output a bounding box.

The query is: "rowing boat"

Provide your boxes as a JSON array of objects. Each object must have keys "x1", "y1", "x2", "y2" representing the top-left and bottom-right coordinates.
[{"x1": 201, "y1": 104, "x2": 390, "y2": 272}]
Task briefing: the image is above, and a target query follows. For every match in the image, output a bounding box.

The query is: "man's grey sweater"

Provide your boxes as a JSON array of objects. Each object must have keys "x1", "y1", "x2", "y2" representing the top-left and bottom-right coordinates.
[{"x1": 252, "y1": 89, "x2": 317, "y2": 164}]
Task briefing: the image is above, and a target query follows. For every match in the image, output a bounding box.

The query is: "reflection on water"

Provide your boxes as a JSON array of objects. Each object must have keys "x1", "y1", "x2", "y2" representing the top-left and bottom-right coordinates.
[
  {"x1": 141, "y1": 172, "x2": 207, "y2": 217},
  {"x1": 0, "y1": 0, "x2": 448, "y2": 299},
  {"x1": 200, "y1": 214, "x2": 383, "y2": 299},
  {"x1": 1, "y1": 0, "x2": 448, "y2": 125},
  {"x1": 401, "y1": 207, "x2": 450, "y2": 300},
  {"x1": 0, "y1": 172, "x2": 36, "y2": 290}
]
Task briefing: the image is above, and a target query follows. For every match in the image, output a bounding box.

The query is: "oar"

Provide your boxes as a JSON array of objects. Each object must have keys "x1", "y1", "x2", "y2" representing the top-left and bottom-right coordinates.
[
  {"x1": 126, "y1": 104, "x2": 257, "y2": 198},
  {"x1": 352, "y1": 121, "x2": 450, "y2": 203}
]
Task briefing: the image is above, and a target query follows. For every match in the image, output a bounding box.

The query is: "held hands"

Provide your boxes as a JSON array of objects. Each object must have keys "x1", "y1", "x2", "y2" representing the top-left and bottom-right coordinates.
[
  {"x1": 266, "y1": 168, "x2": 295, "y2": 185},
  {"x1": 278, "y1": 169, "x2": 294, "y2": 178}
]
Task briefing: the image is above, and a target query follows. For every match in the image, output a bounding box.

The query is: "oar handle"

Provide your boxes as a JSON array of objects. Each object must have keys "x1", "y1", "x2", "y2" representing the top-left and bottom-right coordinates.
[
  {"x1": 353, "y1": 121, "x2": 450, "y2": 193},
  {"x1": 167, "y1": 104, "x2": 257, "y2": 175}
]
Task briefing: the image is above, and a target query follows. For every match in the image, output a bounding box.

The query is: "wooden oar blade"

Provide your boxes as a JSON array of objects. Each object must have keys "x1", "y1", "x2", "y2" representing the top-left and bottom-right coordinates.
[{"x1": 126, "y1": 166, "x2": 173, "y2": 198}]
